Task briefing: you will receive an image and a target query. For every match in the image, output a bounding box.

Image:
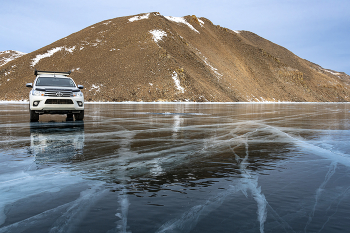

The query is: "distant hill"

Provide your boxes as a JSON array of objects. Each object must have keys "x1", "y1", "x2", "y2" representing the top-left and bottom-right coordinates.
[
  {"x1": 0, "y1": 50, "x2": 26, "y2": 67},
  {"x1": 1, "y1": 12, "x2": 350, "y2": 102}
]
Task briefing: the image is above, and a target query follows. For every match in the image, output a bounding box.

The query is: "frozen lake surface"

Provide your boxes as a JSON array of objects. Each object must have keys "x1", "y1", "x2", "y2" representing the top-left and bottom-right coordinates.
[{"x1": 1, "y1": 103, "x2": 350, "y2": 233}]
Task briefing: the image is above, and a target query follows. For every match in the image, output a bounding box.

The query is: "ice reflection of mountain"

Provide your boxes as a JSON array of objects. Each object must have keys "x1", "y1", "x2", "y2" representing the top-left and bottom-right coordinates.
[{"x1": 30, "y1": 122, "x2": 85, "y2": 164}]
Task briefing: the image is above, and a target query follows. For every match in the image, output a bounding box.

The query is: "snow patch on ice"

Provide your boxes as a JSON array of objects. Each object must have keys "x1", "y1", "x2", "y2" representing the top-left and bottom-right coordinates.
[
  {"x1": 129, "y1": 13, "x2": 150, "y2": 22},
  {"x1": 149, "y1": 29, "x2": 167, "y2": 43},
  {"x1": 165, "y1": 16, "x2": 200, "y2": 33},
  {"x1": 172, "y1": 71, "x2": 185, "y2": 93},
  {"x1": 250, "y1": 97, "x2": 283, "y2": 103},
  {"x1": 0, "y1": 100, "x2": 29, "y2": 103}
]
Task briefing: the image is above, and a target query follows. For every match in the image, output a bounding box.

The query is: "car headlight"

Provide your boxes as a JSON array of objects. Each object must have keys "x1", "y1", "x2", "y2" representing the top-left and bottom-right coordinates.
[
  {"x1": 32, "y1": 90, "x2": 45, "y2": 96},
  {"x1": 73, "y1": 92, "x2": 83, "y2": 97}
]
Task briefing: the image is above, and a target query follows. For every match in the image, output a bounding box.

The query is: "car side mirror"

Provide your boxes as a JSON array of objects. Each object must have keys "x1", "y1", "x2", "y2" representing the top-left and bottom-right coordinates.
[
  {"x1": 78, "y1": 85, "x2": 84, "y2": 89},
  {"x1": 26, "y1": 83, "x2": 33, "y2": 88}
]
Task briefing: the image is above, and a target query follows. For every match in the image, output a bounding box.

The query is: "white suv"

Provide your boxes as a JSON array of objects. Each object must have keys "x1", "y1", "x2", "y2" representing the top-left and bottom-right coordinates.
[{"x1": 26, "y1": 70, "x2": 84, "y2": 122}]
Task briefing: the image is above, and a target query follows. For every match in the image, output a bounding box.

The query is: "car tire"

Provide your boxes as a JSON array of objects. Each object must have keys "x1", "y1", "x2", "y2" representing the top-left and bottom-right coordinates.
[
  {"x1": 66, "y1": 113, "x2": 74, "y2": 121},
  {"x1": 74, "y1": 110, "x2": 84, "y2": 121},
  {"x1": 30, "y1": 110, "x2": 39, "y2": 122}
]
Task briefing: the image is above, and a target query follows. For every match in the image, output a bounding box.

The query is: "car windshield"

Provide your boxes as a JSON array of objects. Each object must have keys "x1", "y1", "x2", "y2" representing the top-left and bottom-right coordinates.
[{"x1": 36, "y1": 77, "x2": 76, "y2": 87}]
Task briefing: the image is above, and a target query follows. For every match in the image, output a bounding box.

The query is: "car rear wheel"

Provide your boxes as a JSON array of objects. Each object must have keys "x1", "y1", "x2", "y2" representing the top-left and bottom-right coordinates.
[
  {"x1": 74, "y1": 111, "x2": 84, "y2": 121},
  {"x1": 30, "y1": 110, "x2": 39, "y2": 122}
]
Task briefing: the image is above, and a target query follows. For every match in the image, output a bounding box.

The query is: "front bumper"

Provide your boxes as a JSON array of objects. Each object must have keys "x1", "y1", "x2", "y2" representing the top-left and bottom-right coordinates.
[{"x1": 29, "y1": 96, "x2": 84, "y2": 114}]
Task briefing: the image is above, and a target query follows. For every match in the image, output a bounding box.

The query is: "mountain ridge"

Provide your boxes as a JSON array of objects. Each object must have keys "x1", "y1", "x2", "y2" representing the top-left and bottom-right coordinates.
[
  {"x1": 1, "y1": 12, "x2": 349, "y2": 102},
  {"x1": 0, "y1": 50, "x2": 26, "y2": 67}
]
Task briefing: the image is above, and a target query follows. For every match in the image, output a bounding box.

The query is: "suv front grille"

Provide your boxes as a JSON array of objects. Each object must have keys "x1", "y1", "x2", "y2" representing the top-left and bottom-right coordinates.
[
  {"x1": 45, "y1": 90, "x2": 72, "y2": 97},
  {"x1": 45, "y1": 99, "x2": 74, "y2": 104}
]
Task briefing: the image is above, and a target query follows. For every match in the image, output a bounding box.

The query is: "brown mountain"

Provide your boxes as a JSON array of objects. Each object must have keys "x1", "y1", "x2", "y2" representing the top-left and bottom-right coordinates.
[
  {"x1": 0, "y1": 50, "x2": 26, "y2": 67},
  {"x1": 1, "y1": 12, "x2": 350, "y2": 102}
]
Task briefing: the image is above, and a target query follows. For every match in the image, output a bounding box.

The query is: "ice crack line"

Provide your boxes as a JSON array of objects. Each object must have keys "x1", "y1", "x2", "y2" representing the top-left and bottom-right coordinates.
[
  {"x1": 156, "y1": 180, "x2": 261, "y2": 233},
  {"x1": 265, "y1": 125, "x2": 350, "y2": 167},
  {"x1": 156, "y1": 126, "x2": 268, "y2": 233},
  {"x1": 317, "y1": 185, "x2": 350, "y2": 233},
  {"x1": 229, "y1": 135, "x2": 267, "y2": 233},
  {"x1": 304, "y1": 161, "x2": 337, "y2": 233}
]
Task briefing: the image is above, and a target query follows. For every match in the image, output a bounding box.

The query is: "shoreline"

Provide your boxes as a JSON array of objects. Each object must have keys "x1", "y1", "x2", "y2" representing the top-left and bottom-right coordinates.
[{"x1": 1, "y1": 101, "x2": 350, "y2": 104}]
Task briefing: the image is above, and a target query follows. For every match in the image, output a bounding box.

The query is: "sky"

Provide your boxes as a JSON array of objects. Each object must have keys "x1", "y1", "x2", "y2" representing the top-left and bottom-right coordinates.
[{"x1": 1, "y1": 0, "x2": 350, "y2": 74}]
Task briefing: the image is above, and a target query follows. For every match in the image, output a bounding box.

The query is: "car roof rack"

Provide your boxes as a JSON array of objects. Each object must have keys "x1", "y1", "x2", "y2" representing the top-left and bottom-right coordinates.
[{"x1": 34, "y1": 69, "x2": 71, "y2": 76}]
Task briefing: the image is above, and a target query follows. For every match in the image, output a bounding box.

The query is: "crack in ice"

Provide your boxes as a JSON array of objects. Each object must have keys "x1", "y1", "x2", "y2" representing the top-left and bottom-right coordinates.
[
  {"x1": 304, "y1": 161, "x2": 337, "y2": 232},
  {"x1": 156, "y1": 126, "x2": 268, "y2": 233}
]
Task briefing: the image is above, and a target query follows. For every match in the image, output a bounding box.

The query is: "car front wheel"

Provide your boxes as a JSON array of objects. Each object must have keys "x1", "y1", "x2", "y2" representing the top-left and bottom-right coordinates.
[
  {"x1": 30, "y1": 110, "x2": 39, "y2": 122},
  {"x1": 74, "y1": 110, "x2": 84, "y2": 121}
]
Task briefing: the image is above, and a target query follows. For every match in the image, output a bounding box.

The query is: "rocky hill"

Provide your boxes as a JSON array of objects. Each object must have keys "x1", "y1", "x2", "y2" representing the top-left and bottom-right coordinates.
[
  {"x1": 1, "y1": 12, "x2": 350, "y2": 102},
  {"x1": 0, "y1": 50, "x2": 26, "y2": 67}
]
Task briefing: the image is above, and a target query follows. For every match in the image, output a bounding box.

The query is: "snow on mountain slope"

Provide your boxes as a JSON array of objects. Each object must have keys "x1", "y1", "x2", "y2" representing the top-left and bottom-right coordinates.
[
  {"x1": 0, "y1": 50, "x2": 26, "y2": 67},
  {"x1": 1, "y1": 12, "x2": 350, "y2": 102}
]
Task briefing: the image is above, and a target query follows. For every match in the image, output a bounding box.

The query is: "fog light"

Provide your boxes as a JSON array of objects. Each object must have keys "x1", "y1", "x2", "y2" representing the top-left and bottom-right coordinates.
[
  {"x1": 33, "y1": 101, "x2": 40, "y2": 106},
  {"x1": 77, "y1": 101, "x2": 83, "y2": 107}
]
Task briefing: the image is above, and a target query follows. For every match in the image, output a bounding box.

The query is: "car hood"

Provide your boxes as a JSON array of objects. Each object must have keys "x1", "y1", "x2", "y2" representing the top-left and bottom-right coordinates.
[{"x1": 34, "y1": 86, "x2": 80, "y2": 92}]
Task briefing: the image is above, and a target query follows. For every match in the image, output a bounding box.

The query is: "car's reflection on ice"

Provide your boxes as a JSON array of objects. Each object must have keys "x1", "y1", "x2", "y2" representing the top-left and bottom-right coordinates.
[{"x1": 29, "y1": 121, "x2": 84, "y2": 164}]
